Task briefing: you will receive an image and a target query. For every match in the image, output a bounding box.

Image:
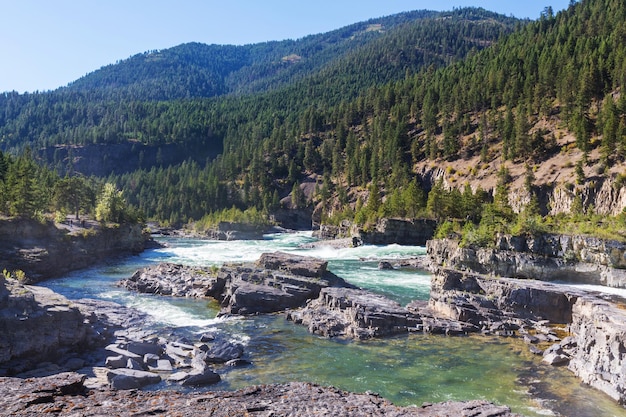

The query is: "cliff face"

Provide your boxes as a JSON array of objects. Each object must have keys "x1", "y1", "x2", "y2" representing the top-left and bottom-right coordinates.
[
  {"x1": 0, "y1": 277, "x2": 91, "y2": 370},
  {"x1": 427, "y1": 234, "x2": 626, "y2": 287},
  {"x1": 0, "y1": 218, "x2": 149, "y2": 283}
]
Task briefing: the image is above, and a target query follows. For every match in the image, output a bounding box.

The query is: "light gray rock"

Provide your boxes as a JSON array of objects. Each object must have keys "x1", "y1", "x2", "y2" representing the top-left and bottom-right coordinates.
[
  {"x1": 543, "y1": 353, "x2": 570, "y2": 366},
  {"x1": 106, "y1": 368, "x2": 161, "y2": 389},
  {"x1": 105, "y1": 355, "x2": 126, "y2": 369}
]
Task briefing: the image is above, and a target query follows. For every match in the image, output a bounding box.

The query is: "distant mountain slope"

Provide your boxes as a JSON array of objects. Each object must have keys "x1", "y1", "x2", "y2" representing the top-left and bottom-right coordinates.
[{"x1": 62, "y1": 8, "x2": 518, "y2": 102}]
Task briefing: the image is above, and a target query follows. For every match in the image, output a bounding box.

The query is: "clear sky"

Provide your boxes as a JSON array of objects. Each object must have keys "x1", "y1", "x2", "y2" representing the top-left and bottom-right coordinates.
[{"x1": 0, "y1": 0, "x2": 572, "y2": 93}]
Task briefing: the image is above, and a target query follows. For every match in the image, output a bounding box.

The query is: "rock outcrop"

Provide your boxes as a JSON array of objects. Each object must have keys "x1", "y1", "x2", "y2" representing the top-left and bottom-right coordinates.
[
  {"x1": 0, "y1": 277, "x2": 92, "y2": 373},
  {"x1": 427, "y1": 234, "x2": 626, "y2": 287},
  {"x1": 0, "y1": 218, "x2": 150, "y2": 283},
  {"x1": 121, "y1": 263, "x2": 225, "y2": 298},
  {"x1": 355, "y1": 218, "x2": 437, "y2": 246},
  {"x1": 427, "y1": 250, "x2": 626, "y2": 405},
  {"x1": 287, "y1": 287, "x2": 422, "y2": 339},
  {"x1": 0, "y1": 372, "x2": 522, "y2": 417},
  {"x1": 203, "y1": 221, "x2": 269, "y2": 240},
  {"x1": 122, "y1": 252, "x2": 357, "y2": 316}
]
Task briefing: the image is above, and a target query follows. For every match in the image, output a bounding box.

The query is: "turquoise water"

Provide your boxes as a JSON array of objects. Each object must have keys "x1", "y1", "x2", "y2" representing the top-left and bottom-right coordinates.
[{"x1": 43, "y1": 232, "x2": 626, "y2": 416}]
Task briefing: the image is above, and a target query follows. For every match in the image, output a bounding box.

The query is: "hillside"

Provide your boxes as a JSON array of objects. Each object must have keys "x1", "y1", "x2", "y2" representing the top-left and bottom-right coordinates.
[{"x1": 2, "y1": 1, "x2": 626, "y2": 238}]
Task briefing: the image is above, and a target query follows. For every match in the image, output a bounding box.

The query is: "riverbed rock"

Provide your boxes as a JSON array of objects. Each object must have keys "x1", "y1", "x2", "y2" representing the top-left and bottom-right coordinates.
[
  {"x1": 427, "y1": 266, "x2": 626, "y2": 405},
  {"x1": 217, "y1": 252, "x2": 356, "y2": 315},
  {"x1": 121, "y1": 252, "x2": 356, "y2": 316},
  {"x1": 106, "y1": 368, "x2": 161, "y2": 389},
  {"x1": 287, "y1": 287, "x2": 422, "y2": 339},
  {"x1": 120, "y1": 262, "x2": 225, "y2": 298},
  {"x1": 0, "y1": 372, "x2": 522, "y2": 416}
]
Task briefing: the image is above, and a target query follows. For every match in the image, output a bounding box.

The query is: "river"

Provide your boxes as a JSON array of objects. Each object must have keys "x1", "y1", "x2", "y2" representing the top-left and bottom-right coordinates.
[{"x1": 43, "y1": 232, "x2": 626, "y2": 417}]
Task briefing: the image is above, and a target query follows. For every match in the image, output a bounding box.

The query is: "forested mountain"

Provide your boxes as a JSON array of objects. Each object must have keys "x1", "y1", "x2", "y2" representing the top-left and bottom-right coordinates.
[
  {"x1": 3, "y1": 0, "x2": 626, "y2": 237},
  {"x1": 0, "y1": 8, "x2": 519, "y2": 154}
]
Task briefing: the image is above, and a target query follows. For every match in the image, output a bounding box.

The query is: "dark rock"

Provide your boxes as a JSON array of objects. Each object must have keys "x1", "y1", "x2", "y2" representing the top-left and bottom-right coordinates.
[
  {"x1": 288, "y1": 287, "x2": 422, "y2": 339},
  {"x1": 204, "y1": 339, "x2": 244, "y2": 363},
  {"x1": 180, "y1": 368, "x2": 221, "y2": 386},
  {"x1": 378, "y1": 261, "x2": 395, "y2": 270},
  {"x1": 356, "y1": 218, "x2": 437, "y2": 246},
  {"x1": 203, "y1": 221, "x2": 269, "y2": 240},
  {"x1": 225, "y1": 358, "x2": 252, "y2": 367},
  {"x1": 0, "y1": 217, "x2": 149, "y2": 283},
  {"x1": 0, "y1": 374, "x2": 522, "y2": 416},
  {"x1": 126, "y1": 358, "x2": 144, "y2": 370},
  {"x1": 110, "y1": 374, "x2": 142, "y2": 390},
  {"x1": 256, "y1": 252, "x2": 328, "y2": 278},
  {"x1": 217, "y1": 253, "x2": 356, "y2": 316},
  {"x1": 0, "y1": 279, "x2": 92, "y2": 369},
  {"x1": 105, "y1": 355, "x2": 126, "y2": 369},
  {"x1": 120, "y1": 263, "x2": 225, "y2": 298}
]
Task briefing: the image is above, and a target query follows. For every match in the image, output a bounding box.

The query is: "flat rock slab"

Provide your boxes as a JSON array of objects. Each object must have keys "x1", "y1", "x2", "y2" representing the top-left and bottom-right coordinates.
[{"x1": 0, "y1": 373, "x2": 522, "y2": 416}]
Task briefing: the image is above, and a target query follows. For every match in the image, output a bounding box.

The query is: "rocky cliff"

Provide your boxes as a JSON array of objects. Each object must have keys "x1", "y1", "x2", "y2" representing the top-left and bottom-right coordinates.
[
  {"x1": 427, "y1": 234, "x2": 626, "y2": 287},
  {"x1": 0, "y1": 218, "x2": 150, "y2": 283},
  {"x1": 314, "y1": 218, "x2": 436, "y2": 246},
  {"x1": 0, "y1": 277, "x2": 97, "y2": 374}
]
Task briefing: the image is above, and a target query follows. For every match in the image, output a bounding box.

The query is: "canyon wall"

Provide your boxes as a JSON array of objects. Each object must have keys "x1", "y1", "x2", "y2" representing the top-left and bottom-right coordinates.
[{"x1": 0, "y1": 218, "x2": 149, "y2": 283}]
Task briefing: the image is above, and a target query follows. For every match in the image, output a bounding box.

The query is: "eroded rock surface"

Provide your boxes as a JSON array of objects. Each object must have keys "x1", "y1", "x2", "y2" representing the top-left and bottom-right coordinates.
[
  {"x1": 426, "y1": 266, "x2": 626, "y2": 405},
  {"x1": 121, "y1": 263, "x2": 225, "y2": 298},
  {"x1": 122, "y1": 252, "x2": 356, "y2": 316},
  {"x1": 427, "y1": 235, "x2": 626, "y2": 287},
  {"x1": 0, "y1": 218, "x2": 149, "y2": 283},
  {"x1": 0, "y1": 372, "x2": 522, "y2": 417},
  {"x1": 288, "y1": 287, "x2": 421, "y2": 339}
]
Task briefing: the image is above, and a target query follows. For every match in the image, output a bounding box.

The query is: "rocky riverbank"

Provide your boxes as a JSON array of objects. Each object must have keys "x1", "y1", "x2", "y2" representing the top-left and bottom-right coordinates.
[
  {"x1": 0, "y1": 217, "x2": 151, "y2": 283},
  {"x1": 427, "y1": 235, "x2": 626, "y2": 405},
  {"x1": 0, "y1": 253, "x2": 525, "y2": 416},
  {"x1": 0, "y1": 372, "x2": 521, "y2": 417},
  {"x1": 427, "y1": 233, "x2": 626, "y2": 287}
]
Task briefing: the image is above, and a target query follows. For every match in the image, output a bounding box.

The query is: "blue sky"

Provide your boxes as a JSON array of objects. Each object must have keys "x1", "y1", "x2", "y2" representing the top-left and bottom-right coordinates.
[{"x1": 0, "y1": 1, "x2": 572, "y2": 93}]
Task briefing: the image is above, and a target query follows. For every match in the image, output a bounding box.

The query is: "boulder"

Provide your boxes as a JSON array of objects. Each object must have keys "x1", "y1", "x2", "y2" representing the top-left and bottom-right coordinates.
[
  {"x1": 217, "y1": 253, "x2": 356, "y2": 316},
  {"x1": 543, "y1": 353, "x2": 570, "y2": 366},
  {"x1": 179, "y1": 368, "x2": 221, "y2": 387},
  {"x1": 105, "y1": 355, "x2": 126, "y2": 369},
  {"x1": 204, "y1": 339, "x2": 244, "y2": 363},
  {"x1": 288, "y1": 287, "x2": 422, "y2": 339},
  {"x1": 106, "y1": 369, "x2": 161, "y2": 389}
]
